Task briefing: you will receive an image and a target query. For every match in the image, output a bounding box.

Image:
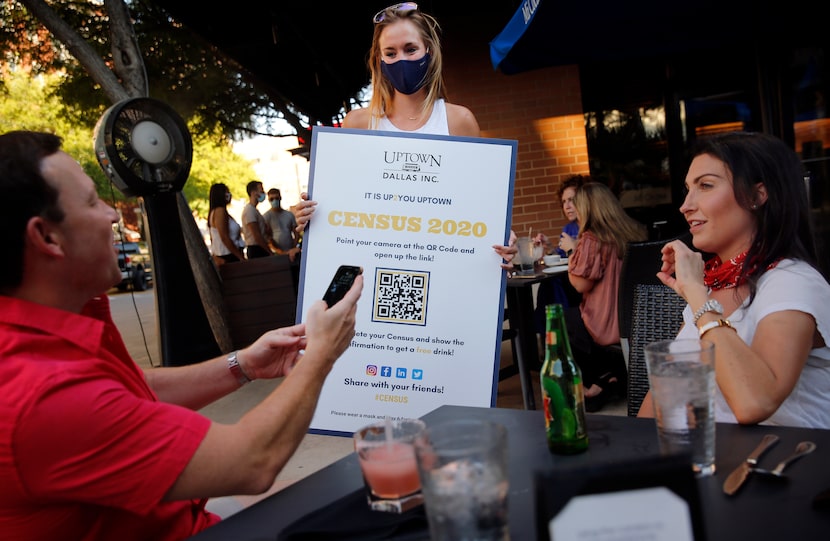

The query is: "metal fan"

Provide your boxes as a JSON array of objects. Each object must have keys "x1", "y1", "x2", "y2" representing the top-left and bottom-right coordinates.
[
  {"x1": 93, "y1": 97, "x2": 220, "y2": 366},
  {"x1": 93, "y1": 97, "x2": 192, "y2": 197}
]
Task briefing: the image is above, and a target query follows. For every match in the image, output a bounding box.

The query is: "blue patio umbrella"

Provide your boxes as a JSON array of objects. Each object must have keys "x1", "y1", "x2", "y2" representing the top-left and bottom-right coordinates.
[
  {"x1": 489, "y1": 0, "x2": 770, "y2": 75},
  {"x1": 489, "y1": 0, "x2": 546, "y2": 75}
]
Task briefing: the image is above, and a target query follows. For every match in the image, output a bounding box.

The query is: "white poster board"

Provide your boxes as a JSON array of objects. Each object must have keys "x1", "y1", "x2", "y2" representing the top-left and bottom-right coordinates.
[{"x1": 296, "y1": 127, "x2": 517, "y2": 435}]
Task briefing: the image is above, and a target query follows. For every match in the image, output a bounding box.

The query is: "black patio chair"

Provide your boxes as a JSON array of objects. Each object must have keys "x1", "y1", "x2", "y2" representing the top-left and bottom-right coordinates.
[{"x1": 618, "y1": 233, "x2": 694, "y2": 416}]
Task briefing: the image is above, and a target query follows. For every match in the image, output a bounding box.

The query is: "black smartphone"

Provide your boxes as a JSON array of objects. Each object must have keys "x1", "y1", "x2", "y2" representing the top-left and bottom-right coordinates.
[{"x1": 322, "y1": 265, "x2": 363, "y2": 307}]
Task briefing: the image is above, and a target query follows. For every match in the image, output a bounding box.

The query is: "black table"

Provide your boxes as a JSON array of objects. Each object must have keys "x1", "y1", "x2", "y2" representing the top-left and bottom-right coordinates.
[
  {"x1": 188, "y1": 406, "x2": 830, "y2": 541},
  {"x1": 505, "y1": 266, "x2": 566, "y2": 410}
]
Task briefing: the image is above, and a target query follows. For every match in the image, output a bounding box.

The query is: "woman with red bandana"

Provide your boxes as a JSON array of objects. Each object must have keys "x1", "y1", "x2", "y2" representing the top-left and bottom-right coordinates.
[{"x1": 639, "y1": 132, "x2": 830, "y2": 428}]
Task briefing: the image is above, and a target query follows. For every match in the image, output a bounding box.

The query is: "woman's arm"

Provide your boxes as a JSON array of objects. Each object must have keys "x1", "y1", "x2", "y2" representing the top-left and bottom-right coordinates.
[
  {"x1": 657, "y1": 240, "x2": 818, "y2": 424},
  {"x1": 342, "y1": 108, "x2": 370, "y2": 129},
  {"x1": 447, "y1": 103, "x2": 480, "y2": 137},
  {"x1": 566, "y1": 235, "x2": 595, "y2": 293},
  {"x1": 641, "y1": 311, "x2": 814, "y2": 424},
  {"x1": 707, "y1": 309, "x2": 814, "y2": 424},
  {"x1": 568, "y1": 272, "x2": 595, "y2": 294}
]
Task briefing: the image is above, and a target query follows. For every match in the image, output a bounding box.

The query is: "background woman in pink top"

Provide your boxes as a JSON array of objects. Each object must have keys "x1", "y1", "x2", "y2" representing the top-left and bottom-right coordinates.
[{"x1": 566, "y1": 182, "x2": 647, "y2": 411}]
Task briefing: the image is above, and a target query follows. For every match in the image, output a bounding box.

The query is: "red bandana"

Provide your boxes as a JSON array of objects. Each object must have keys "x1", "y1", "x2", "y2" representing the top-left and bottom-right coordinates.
[{"x1": 703, "y1": 251, "x2": 780, "y2": 290}]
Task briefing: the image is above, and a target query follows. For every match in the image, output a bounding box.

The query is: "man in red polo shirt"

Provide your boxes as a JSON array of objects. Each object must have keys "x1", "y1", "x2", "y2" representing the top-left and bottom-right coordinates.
[{"x1": 0, "y1": 131, "x2": 363, "y2": 541}]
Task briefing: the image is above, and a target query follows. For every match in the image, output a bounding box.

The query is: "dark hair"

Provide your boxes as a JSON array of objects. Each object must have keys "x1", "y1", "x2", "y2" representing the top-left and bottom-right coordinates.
[
  {"x1": 0, "y1": 131, "x2": 65, "y2": 290},
  {"x1": 209, "y1": 183, "x2": 229, "y2": 210},
  {"x1": 268, "y1": 188, "x2": 280, "y2": 196},
  {"x1": 558, "y1": 174, "x2": 587, "y2": 202},
  {"x1": 690, "y1": 131, "x2": 817, "y2": 301},
  {"x1": 246, "y1": 180, "x2": 262, "y2": 196}
]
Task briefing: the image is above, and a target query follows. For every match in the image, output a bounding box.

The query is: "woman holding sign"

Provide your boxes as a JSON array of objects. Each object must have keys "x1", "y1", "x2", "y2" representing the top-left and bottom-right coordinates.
[
  {"x1": 292, "y1": 3, "x2": 481, "y2": 232},
  {"x1": 342, "y1": 3, "x2": 480, "y2": 136}
]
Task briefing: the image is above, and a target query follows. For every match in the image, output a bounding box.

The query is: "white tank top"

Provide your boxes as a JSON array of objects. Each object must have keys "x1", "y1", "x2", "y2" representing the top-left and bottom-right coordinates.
[
  {"x1": 209, "y1": 213, "x2": 243, "y2": 256},
  {"x1": 373, "y1": 99, "x2": 450, "y2": 135}
]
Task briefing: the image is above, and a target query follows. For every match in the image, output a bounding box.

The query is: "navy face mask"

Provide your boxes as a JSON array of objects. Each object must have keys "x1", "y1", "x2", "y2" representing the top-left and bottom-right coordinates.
[{"x1": 381, "y1": 53, "x2": 431, "y2": 95}]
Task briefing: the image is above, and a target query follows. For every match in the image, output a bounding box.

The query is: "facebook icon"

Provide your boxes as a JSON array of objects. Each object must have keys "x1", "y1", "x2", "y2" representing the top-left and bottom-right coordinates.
[
  {"x1": 396, "y1": 367, "x2": 407, "y2": 378},
  {"x1": 380, "y1": 366, "x2": 392, "y2": 377}
]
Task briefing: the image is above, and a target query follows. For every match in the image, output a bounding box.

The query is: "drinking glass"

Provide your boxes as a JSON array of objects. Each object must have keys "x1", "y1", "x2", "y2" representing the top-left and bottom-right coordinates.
[
  {"x1": 645, "y1": 339, "x2": 716, "y2": 476},
  {"x1": 415, "y1": 419, "x2": 510, "y2": 540},
  {"x1": 514, "y1": 238, "x2": 541, "y2": 275},
  {"x1": 353, "y1": 418, "x2": 426, "y2": 513}
]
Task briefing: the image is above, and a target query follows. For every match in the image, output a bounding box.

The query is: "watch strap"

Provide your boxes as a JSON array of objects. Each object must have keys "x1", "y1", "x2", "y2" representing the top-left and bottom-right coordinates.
[
  {"x1": 698, "y1": 319, "x2": 735, "y2": 338},
  {"x1": 227, "y1": 350, "x2": 251, "y2": 385}
]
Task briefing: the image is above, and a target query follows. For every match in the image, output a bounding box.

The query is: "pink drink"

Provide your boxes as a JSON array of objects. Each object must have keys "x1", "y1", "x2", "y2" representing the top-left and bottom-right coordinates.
[{"x1": 358, "y1": 442, "x2": 421, "y2": 498}]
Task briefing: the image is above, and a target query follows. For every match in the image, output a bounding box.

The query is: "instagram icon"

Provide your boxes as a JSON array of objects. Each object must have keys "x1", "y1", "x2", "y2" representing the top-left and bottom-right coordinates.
[{"x1": 366, "y1": 365, "x2": 378, "y2": 376}]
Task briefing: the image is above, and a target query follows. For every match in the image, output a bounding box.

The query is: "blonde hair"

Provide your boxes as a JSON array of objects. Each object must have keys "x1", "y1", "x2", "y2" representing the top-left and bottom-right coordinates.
[
  {"x1": 367, "y1": 8, "x2": 446, "y2": 123},
  {"x1": 574, "y1": 183, "x2": 648, "y2": 258}
]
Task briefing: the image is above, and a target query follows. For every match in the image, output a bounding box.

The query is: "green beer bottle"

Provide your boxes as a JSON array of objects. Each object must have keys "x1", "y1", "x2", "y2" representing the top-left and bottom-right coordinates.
[{"x1": 541, "y1": 304, "x2": 588, "y2": 454}]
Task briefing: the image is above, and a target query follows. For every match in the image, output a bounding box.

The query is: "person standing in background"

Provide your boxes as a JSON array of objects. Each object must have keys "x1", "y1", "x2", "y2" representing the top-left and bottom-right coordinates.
[
  {"x1": 291, "y1": 2, "x2": 480, "y2": 233},
  {"x1": 242, "y1": 180, "x2": 272, "y2": 259},
  {"x1": 289, "y1": 3, "x2": 522, "y2": 266},
  {"x1": 208, "y1": 183, "x2": 245, "y2": 264},
  {"x1": 264, "y1": 188, "x2": 300, "y2": 262}
]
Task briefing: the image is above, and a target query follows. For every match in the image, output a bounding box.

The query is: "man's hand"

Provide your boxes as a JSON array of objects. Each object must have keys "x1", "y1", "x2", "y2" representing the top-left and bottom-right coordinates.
[
  {"x1": 303, "y1": 275, "x2": 364, "y2": 369},
  {"x1": 238, "y1": 325, "x2": 307, "y2": 380}
]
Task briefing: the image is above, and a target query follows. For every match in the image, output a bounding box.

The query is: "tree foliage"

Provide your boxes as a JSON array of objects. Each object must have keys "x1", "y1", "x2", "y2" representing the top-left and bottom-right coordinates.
[
  {"x1": 1, "y1": 68, "x2": 256, "y2": 215},
  {"x1": 2, "y1": 0, "x2": 303, "y2": 139},
  {"x1": 1, "y1": 0, "x2": 264, "y2": 214}
]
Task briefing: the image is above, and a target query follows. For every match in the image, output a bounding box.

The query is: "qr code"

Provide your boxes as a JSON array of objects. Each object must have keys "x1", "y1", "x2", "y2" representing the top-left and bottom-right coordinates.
[{"x1": 372, "y1": 268, "x2": 430, "y2": 326}]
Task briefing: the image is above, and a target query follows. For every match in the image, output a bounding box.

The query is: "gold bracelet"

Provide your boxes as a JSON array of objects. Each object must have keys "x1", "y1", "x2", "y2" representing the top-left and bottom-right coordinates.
[{"x1": 698, "y1": 319, "x2": 735, "y2": 339}]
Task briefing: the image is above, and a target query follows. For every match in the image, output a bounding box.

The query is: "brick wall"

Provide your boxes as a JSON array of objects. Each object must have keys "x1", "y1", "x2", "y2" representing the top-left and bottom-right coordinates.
[{"x1": 442, "y1": 35, "x2": 589, "y2": 241}]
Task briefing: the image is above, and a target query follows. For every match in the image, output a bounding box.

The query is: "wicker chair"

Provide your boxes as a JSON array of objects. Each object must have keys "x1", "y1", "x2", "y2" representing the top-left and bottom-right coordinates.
[{"x1": 618, "y1": 234, "x2": 694, "y2": 416}]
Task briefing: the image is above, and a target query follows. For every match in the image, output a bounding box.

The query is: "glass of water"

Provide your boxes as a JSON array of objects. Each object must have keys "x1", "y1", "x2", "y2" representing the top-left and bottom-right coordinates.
[
  {"x1": 645, "y1": 339, "x2": 716, "y2": 476},
  {"x1": 414, "y1": 419, "x2": 510, "y2": 540}
]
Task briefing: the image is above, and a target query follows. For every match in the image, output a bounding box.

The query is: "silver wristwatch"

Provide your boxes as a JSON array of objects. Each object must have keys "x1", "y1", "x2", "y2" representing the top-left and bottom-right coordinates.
[
  {"x1": 693, "y1": 299, "x2": 724, "y2": 324},
  {"x1": 227, "y1": 350, "x2": 251, "y2": 385}
]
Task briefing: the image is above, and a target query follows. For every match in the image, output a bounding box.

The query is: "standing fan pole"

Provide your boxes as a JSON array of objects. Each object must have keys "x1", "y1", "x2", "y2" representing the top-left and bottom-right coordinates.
[
  {"x1": 94, "y1": 97, "x2": 221, "y2": 366},
  {"x1": 143, "y1": 192, "x2": 221, "y2": 365}
]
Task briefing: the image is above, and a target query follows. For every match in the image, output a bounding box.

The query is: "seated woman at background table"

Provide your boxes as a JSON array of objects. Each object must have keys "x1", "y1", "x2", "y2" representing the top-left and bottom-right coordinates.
[
  {"x1": 638, "y1": 131, "x2": 830, "y2": 428},
  {"x1": 551, "y1": 182, "x2": 647, "y2": 411},
  {"x1": 537, "y1": 174, "x2": 585, "y2": 259}
]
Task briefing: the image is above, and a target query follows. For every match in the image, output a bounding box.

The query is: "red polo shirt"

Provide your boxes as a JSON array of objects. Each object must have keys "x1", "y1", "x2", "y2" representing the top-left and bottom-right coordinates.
[{"x1": 0, "y1": 295, "x2": 219, "y2": 540}]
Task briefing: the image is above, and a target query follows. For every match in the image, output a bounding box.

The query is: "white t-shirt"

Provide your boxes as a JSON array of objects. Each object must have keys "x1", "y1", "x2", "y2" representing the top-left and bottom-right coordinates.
[
  {"x1": 373, "y1": 99, "x2": 449, "y2": 135},
  {"x1": 241, "y1": 202, "x2": 267, "y2": 247},
  {"x1": 676, "y1": 259, "x2": 830, "y2": 428}
]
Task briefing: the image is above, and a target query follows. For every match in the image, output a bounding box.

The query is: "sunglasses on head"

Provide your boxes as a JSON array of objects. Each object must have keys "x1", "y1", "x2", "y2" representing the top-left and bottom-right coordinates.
[{"x1": 373, "y1": 2, "x2": 418, "y2": 24}]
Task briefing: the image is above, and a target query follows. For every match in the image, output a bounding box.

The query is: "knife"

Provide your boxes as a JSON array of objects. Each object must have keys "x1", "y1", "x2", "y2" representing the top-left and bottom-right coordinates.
[{"x1": 722, "y1": 434, "x2": 780, "y2": 496}]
